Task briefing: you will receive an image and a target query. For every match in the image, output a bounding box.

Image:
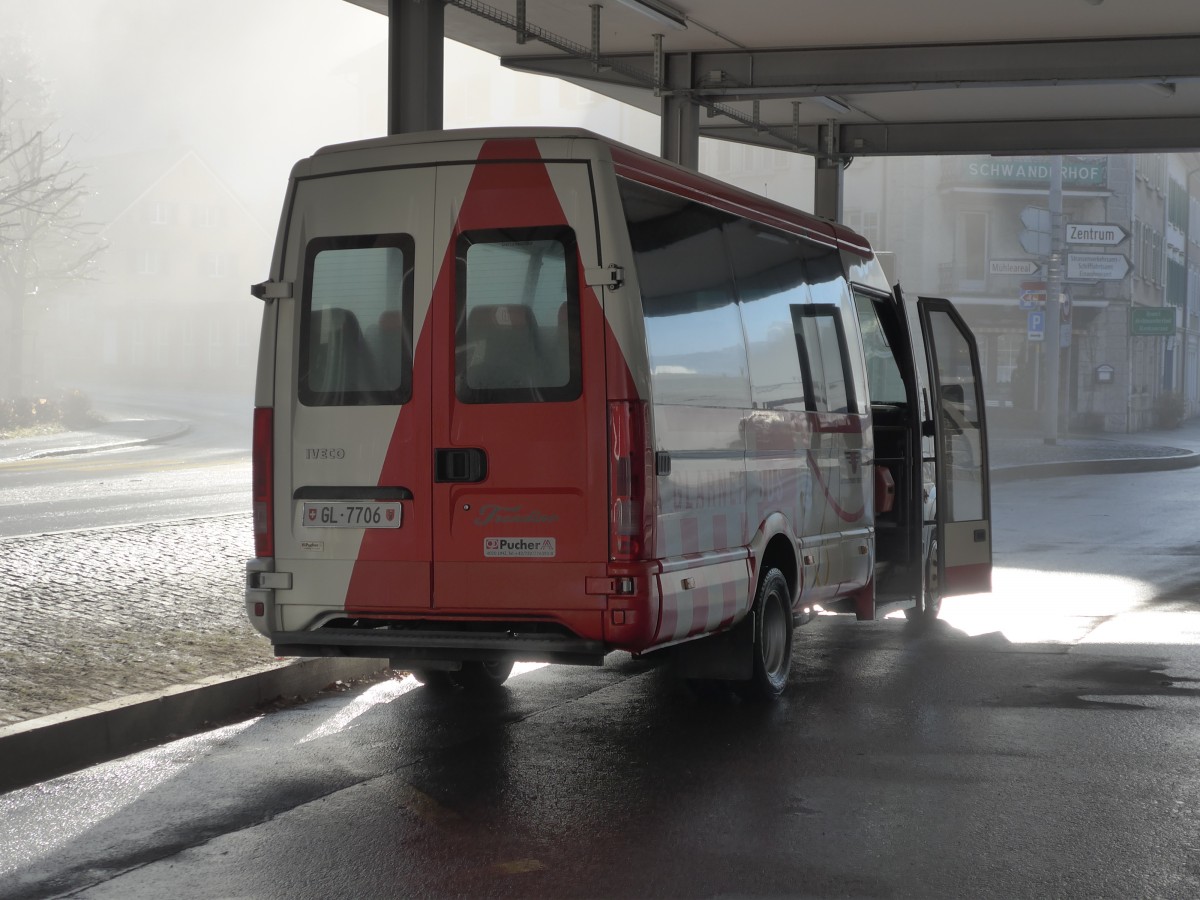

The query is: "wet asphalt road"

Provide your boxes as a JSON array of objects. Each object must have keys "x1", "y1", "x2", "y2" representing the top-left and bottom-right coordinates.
[
  {"x1": 5, "y1": 468, "x2": 1200, "y2": 898},
  {"x1": 4, "y1": 624, "x2": 1200, "y2": 899}
]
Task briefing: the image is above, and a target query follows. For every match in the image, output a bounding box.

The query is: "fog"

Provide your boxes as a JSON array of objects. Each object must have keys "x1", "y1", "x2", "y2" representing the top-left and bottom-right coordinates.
[{"x1": 3, "y1": 0, "x2": 1192, "y2": 441}]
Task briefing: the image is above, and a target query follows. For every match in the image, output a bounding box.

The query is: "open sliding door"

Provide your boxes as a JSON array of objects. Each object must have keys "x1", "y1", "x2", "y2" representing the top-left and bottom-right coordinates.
[{"x1": 918, "y1": 297, "x2": 992, "y2": 597}]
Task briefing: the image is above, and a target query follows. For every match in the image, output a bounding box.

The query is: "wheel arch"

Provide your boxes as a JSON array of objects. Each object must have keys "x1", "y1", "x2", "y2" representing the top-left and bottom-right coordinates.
[{"x1": 750, "y1": 512, "x2": 800, "y2": 609}]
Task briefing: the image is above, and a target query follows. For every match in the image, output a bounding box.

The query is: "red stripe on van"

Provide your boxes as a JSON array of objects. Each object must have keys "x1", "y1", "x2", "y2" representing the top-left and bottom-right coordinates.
[{"x1": 345, "y1": 138, "x2": 648, "y2": 639}]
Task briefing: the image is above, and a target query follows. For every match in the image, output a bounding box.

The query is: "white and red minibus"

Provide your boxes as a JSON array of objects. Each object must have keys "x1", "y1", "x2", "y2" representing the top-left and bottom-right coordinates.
[{"x1": 246, "y1": 128, "x2": 991, "y2": 699}]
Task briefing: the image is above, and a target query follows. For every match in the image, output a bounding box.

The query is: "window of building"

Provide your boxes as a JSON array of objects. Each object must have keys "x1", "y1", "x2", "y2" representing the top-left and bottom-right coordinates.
[
  {"x1": 202, "y1": 253, "x2": 228, "y2": 278},
  {"x1": 193, "y1": 205, "x2": 224, "y2": 228},
  {"x1": 955, "y1": 210, "x2": 988, "y2": 289},
  {"x1": 1153, "y1": 231, "x2": 1164, "y2": 285},
  {"x1": 995, "y1": 332, "x2": 1022, "y2": 385},
  {"x1": 207, "y1": 321, "x2": 223, "y2": 368},
  {"x1": 135, "y1": 249, "x2": 161, "y2": 276},
  {"x1": 147, "y1": 201, "x2": 174, "y2": 225}
]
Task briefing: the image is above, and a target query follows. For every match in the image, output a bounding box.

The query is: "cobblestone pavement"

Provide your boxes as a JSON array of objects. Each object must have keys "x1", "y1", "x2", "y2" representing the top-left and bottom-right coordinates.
[{"x1": 0, "y1": 514, "x2": 270, "y2": 727}]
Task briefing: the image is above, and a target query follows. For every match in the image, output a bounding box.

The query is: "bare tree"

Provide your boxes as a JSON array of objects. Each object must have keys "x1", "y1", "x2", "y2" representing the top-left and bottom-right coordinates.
[{"x1": 0, "y1": 38, "x2": 104, "y2": 399}]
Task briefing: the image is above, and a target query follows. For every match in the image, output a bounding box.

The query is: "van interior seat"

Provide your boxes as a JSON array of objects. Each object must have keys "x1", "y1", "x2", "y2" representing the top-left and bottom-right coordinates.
[
  {"x1": 540, "y1": 301, "x2": 570, "y2": 387},
  {"x1": 307, "y1": 306, "x2": 380, "y2": 398},
  {"x1": 365, "y1": 308, "x2": 409, "y2": 389},
  {"x1": 466, "y1": 303, "x2": 543, "y2": 390}
]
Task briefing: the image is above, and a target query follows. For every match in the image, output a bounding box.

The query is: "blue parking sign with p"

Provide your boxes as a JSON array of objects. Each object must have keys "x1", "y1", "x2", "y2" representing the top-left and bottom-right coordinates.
[{"x1": 1027, "y1": 310, "x2": 1045, "y2": 341}]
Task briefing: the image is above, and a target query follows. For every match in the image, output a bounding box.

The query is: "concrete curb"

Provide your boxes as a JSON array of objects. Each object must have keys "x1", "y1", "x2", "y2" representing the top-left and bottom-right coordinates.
[
  {"x1": 0, "y1": 657, "x2": 389, "y2": 795},
  {"x1": 991, "y1": 449, "x2": 1200, "y2": 483}
]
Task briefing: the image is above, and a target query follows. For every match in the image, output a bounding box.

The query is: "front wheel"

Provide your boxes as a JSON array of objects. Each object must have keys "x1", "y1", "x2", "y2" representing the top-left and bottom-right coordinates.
[{"x1": 739, "y1": 568, "x2": 794, "y2": 701}]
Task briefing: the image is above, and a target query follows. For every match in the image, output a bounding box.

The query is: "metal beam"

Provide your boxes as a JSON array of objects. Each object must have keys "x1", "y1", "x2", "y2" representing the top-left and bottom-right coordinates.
[
  {"x1": 503, "y1": 35, "x2": 1200, "y2": 100},
  {"x1": 697, "y1": 116, "x2": 1200, "y2": 157},
  {"x1": 660, "y1": 52, "x2": 700, "y2": 169},
  {"x1": 388, "y1": 0, "x2": 445, "y2": 134},
  {"x1": 836, "y1": 116, "x2": 1200, "y2": 156}
]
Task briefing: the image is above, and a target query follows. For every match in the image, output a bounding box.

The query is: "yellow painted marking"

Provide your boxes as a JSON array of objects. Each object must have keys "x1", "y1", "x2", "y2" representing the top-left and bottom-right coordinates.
[
  {"x1": 493, "y1": 859, "x2": 546, "y2": 875},
  {"x1": 398, "y1": 784, "x2": 460, "y2": 824}
]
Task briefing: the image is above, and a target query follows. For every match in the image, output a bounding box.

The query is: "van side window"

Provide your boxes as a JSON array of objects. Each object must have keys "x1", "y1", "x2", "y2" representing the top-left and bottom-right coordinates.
[
  {"x1": 455, "y1": 227, "x2": 581, "y2": 404},
  {"x1": 852, "y1": 291, "x2": 907, "y2": 405},
  {"x1": 723, "y1": 219, "x2": 814, "y2": 411},
  {"x1": 299, "y1": 234, "x2": 414, "y2": 406},
  {"x1": 618, "y1": 179, "x2": 749, "y2": 408},
  {"x1": 791, "y1": 305, "x2": 857, "y2": 414}
]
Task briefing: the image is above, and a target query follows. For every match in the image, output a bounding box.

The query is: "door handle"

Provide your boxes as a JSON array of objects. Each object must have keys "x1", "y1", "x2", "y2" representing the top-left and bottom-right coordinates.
[{"x1": 434, "y1": 448, "x2": 488, "y2": 483}]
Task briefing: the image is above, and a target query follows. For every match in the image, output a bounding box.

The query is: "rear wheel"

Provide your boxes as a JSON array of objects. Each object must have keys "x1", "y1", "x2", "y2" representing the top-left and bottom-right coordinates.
[
  {"x1": 449, "y1": 659, "x2": 515, "y2": 691},
  {"x1": 412, "y1": 660, "x2": 514, "y2": 691},
  {"x1": 738, "y1": 568, "x2": 793, "y2": 701}
]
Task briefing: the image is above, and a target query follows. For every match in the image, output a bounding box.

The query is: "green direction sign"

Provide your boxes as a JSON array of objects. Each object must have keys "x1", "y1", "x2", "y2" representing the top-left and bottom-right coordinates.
[{"x1": 1131, "y1": 307, "x2": 1177, "y2": 336}]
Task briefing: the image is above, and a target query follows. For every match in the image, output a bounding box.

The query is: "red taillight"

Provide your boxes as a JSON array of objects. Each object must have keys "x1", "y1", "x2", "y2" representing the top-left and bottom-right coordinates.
[
  {"x1": 609, "y1": 400, "x2": 653, "y2": 561},
  {"x1": 252, "y1": 407, "x2": 274, "y2": 558}
]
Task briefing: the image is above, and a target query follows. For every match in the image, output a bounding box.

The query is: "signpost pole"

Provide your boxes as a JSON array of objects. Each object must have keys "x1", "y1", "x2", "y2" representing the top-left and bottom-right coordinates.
[{"x1": 1042, "y1": 157, "x2": 1063, "y2": 444}]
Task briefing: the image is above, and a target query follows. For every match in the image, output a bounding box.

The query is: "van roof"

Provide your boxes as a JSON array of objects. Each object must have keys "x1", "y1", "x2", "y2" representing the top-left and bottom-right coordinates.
[{"x1": 305, "y1": 127, "x2": 871, "y2": 258}]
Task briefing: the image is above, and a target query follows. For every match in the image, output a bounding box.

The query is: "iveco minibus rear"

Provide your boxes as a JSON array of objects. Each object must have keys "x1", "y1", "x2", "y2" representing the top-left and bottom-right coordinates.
[{"x1": 246, "y1": 128, "x2": 991, "y2": 699}]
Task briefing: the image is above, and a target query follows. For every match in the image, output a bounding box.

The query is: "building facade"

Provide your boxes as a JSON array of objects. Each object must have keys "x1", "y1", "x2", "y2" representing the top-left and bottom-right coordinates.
[
  {"x1": 45, "y1": 149, "x2": 270, "y2": 395},
  {"x1": 845, "y1": 151, "x2": 1200, "y2": 434}
]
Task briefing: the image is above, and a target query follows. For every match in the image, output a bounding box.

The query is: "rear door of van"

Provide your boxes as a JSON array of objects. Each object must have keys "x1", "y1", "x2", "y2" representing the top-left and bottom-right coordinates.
[
  {"x1": 275, "y1": 139, "x2": 608, "y2": 632},
  {"x1": 428, "y1": 142, "x2": 609, "y2": 621},
  {"x1": 275, "y1": 166, "x2": 435, "y2": 628}
]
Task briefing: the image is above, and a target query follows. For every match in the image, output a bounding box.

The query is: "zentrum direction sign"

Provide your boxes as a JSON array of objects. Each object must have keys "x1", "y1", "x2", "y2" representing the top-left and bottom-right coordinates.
[{"x1": 1065, "y1": 222, "x2": 1128, "y2": 246}]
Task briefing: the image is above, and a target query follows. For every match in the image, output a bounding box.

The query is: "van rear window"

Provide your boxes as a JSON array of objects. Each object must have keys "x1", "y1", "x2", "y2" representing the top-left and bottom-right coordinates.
[
  {"x1": 454, "y1": 227, "x2": 581, "y2": 404},
  {"x1": 299, "y1": 235, "x2": 414, "y2": 407}
]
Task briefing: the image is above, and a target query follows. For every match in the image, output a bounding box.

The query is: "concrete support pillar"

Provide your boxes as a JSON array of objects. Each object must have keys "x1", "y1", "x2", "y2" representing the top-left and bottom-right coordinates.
[
  {"x1": 388, "y1": 0, "x2": 444, "y2": 135},
  {"x1": 660, "y1": 54, "x2": 699, "y2": 170}
]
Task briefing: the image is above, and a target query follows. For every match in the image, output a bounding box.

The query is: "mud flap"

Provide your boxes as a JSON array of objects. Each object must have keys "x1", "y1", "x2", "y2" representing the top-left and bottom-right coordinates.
[
  {"x1": 672, "y1": 612, "x2": 755, "y2": 680},
  {"x1": 849, "y1": 577, "x2": 876, "y2": 621}
]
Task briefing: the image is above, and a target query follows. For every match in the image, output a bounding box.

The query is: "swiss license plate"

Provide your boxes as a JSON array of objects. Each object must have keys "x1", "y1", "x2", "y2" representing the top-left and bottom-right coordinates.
[{"x1": 302, "y1": 502, "x2": 403, "y2": 529}]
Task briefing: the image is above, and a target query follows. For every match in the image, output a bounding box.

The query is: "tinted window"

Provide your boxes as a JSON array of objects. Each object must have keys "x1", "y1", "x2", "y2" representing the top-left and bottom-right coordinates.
[
  {"x1": 791, "y1": 305, "x2": 856, "y2": 414},
  {"x1": 926, "y1": 308, "x2": 985, "y2": 522},
  {"x1": 455, "y1": 227, "x2": 581, "y2": 404},
  {"x1": 619, "y1": 179, "x2": 749, "y2": 408},
  {"x1": 852, "y1": 291, "x2": 907, "y2": 405},
  {"x1": 299, "y1": 234, "x2": 414, "y2": 406},
  {"x1": 724, "y1": 219, "x2": 815, "y2": 411}
]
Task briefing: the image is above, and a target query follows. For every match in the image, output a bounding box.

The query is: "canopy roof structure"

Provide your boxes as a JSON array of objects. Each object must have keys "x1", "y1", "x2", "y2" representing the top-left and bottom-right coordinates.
[{"x1": 347, "y1": 0, "x2": 1200, "y2": 159}]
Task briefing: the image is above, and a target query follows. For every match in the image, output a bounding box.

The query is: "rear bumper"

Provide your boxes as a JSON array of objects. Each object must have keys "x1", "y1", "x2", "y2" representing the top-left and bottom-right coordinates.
[{"x1": 272, "y1": 625, "x2": 606, "y2": 667}]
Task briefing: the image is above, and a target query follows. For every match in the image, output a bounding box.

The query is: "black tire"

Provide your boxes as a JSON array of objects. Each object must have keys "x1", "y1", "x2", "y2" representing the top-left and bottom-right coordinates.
[
  {"x1": 904, "y1": 537, "x2": 942, "y2": 623},
  {"x1": 739, "y1": 568, "x2": 793, "y2": 701},
  {"x1": 447, "y1": 659, "x2": 515, "y2": 691}
]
